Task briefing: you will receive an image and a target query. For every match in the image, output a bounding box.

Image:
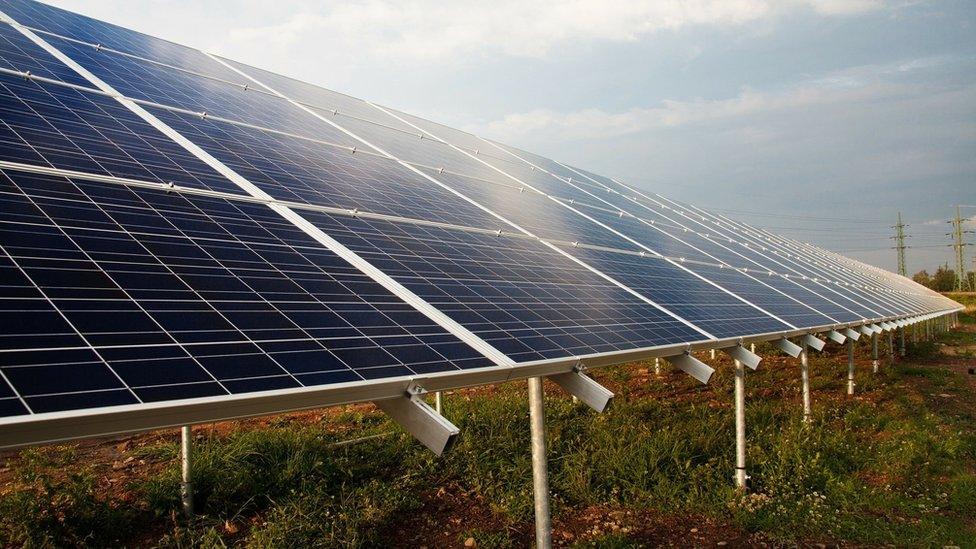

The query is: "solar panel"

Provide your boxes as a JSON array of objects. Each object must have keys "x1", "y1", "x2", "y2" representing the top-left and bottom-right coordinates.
[
  {"x1": 0, "y1": 168, "x2": 497, "y2": 414},
  {"x1": 0, "y1": 0, "x2": 961, "y2": 447}
]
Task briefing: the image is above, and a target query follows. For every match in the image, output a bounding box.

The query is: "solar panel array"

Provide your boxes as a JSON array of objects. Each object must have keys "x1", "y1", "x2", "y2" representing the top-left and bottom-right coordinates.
[{"x1": 0, "y1": 0, "x2": 960, "y2": 441}]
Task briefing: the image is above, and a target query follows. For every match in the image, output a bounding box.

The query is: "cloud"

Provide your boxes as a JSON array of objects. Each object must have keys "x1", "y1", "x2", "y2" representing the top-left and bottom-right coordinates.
[
  {"x1": 470, "y1": 56, "x2": 964, "y2": 141},
  {"x1": 218, "y1": 0, "x2": 893, "y2": 64}
]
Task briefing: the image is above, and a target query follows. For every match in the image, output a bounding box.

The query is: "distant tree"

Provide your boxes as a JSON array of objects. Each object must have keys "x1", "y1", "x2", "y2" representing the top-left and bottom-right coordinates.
[
  {"x1": 912, "y1": 270, "x2": 932, "y2": 288},
  {"x1": 931, "y1": 264, "x2": 957, "y2": 292}
]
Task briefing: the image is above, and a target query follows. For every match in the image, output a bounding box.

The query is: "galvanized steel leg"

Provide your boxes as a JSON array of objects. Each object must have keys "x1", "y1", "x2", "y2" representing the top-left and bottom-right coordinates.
[
  {"x1": 734, "y1": 359, "x2": 747, "y2": 490},
  {"x1": 872, "y1": 333, "x2": 879, "y2": 373},
  {"x1": 654, "y1": 357, "x2": 660, "y2": 376},
  {"x1": 847, "y1": 338, "x2": 855, "y2": 395},
  {"x1": 435, "y1": 391, "x2": 443, "y2": 414},
  {"x1": 528, "y1": 377, "x2": 552, "y2": 549},
  {"x1": 180, "y1": 425, "x2": 193, "y2": 516},
  {"x1": 899, "y1": 328, "x2": 906, "y2": 357},
  {"x1": 801, "y1": 344, "x2": 811, "y2": 423},
  {"x1": 888, "y1": 330, "x2": 895, "y2": 366}
]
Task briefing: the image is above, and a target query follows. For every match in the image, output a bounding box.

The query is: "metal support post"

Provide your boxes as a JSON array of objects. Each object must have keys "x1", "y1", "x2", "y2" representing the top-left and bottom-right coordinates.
[
  {"x1": 847, "y1": 338, "x2": 855, "y2": 395},
  {"x1": 888, "y1": 330, "x2": 895, "y2": 366},
  {"x1": 710, "y1": 348, "x2": 716, "y2": 360},
  {"x1": 734, "y1": 359, "x2": 747, "y2": 490},
  {"x1": 654, "y1": 357, "x2": 660, "y2": 376},
  {"x1": 434, "y1": 391, "x2": 443, "y2": 414},
  {"x1": 899, "y1": 327, "x2": 906, "y2": 357},
  {"x1": 801, "y1": 344, "x2": 811, "y2": 423},
  {"x1": 872, "y1": 333, "x2": 879, "y2": 373},
  {"x1": 528, "y1": 377, "x2": 552, "y2": 549},
  {"x1": 180, "y1": 425, "x2": 193, "y2": 516}
]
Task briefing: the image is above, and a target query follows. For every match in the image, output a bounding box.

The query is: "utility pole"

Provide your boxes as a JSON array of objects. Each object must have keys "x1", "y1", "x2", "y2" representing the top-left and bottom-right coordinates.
[
  {"x1": 891, "y1": 212, "x2": 908, "y2": 277},
  {"x1": 947, "y1": 206, "x2": 974, "y2": 291}
]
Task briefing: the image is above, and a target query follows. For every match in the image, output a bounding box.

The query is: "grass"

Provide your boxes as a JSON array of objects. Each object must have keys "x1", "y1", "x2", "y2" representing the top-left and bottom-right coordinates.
[{"x1": 1, "y1": 317, "x2": 974, "y2": 547}]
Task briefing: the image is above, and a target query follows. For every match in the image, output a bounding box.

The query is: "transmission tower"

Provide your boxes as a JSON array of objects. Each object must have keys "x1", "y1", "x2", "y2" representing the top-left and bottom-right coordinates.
[
  {"x1": 947, "y1": 205, "x2": 974, "y2": 291},
  {"x1": 891, "y1": 212, "x2": 908, "y2": 276}
]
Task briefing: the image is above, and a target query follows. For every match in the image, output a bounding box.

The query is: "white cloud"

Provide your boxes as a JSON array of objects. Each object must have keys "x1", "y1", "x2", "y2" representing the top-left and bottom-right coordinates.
[
  {"x1": 470, "y1": 56, "x2": 959, "y2": 141},
  {"x1": 216, "y1": 0, "x2": 892, "y2": 64}
]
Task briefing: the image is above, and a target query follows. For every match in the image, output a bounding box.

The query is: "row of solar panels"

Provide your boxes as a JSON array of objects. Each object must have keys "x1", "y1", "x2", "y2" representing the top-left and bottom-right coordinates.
[{"x1": 0, "y1": 0, "x2": 960, "y2": 448}]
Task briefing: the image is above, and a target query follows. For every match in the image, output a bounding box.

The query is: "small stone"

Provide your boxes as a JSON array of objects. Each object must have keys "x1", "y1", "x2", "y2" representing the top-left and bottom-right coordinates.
[
  {"x1": 224, "y1": 521, "x2": 239, "y2": 535},
  {"x1": 690, "y1": 528, "x2": 699, "y2": 534},
  {"x1": 464, "y1": 537, "x2": 476, "y2": 547},
  {"x1": 718, "y1": 542, "x2": 727, "y2": 546}
]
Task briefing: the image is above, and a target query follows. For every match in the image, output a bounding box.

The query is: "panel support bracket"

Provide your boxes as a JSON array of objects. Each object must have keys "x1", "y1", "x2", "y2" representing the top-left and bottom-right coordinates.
[
  {"x1": 722, "y1": 344, "x2": 761, "y2": 370},
  {"x1": 825, "y1": 330, "x2": 846, "y2": 345},
  {"x1": 772, "y1": 337, "x2": 802, "y2": 358},
  {"x1": 373, "y1": 383, "x2": 459, "y2": 455},
  {"x1": 800, "y1": 334, "x2": 826, "y2": 352},
  {"x1": 550, "y1": 366, "x2": 614, "y2": 413},
  {"x1": 665, "y1": 352, "x2": 715, "y2": 384},
  {"x1": 843, "y1": 327, "x2": 861, "y2": 341}
]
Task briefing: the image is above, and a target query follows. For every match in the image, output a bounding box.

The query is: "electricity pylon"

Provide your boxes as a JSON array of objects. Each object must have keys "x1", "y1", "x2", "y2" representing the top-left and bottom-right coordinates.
[
  {"x1": 948, "y1": 205, "x2": 974, "y2": 291},
  {"x1": 891, "y1": 212, "x2": 908, "y2": 277}
]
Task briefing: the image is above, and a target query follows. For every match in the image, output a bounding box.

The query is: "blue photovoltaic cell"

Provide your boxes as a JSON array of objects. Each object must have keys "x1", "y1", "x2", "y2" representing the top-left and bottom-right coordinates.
[
  {"x1": 369, "y1": 129, "x2": 840, "y2": 330},
  {"x1": 145, "y1": 105, "x2": 505, "y2": 230},
  {"x1": 297, "y1": 211, "x2": 707, "y2": 362},
  {"x1": 521, "y1": 157, "x2": 911, "y2": 320},
  {"x1": 659, "y1": 203, "x2": 913, "y2": 317},
  {"x1": 0, "y1": 169, "x2": 494, "y2": 416},
  {"x1": 0, "y1": 3, "x2": 369, "y2": 151},
  {"x1": 217, "y1": 56, "x2": 424, "y2": 136},
  {"x1": 0, "y1": 22, "x2": 89, "y2": 87},
  {"x1": 416, "y1": 168, "x2": 643, "y2": 251},
  {"x1": 587, "y1": 178, "x2": 931, "y2": 315},
  {"x1": 0, "y1": 0, "x2": 243, "y2": 75},
  {"x1": 275, "y1": 114, "x2": 802, "y2": 334},
  {"x1": 554, "y1": 246, "x2": 791, "y2": 338},
  {"x1": 736, "y1": 225, "x2": 934, "y2": 314},
  {"x1": 0, "y1": 54, "x2": 244, "y2": 194}
]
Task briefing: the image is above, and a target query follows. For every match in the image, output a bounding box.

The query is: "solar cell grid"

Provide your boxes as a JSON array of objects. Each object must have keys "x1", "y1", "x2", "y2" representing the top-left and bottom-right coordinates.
[
  {"x1": 0, "y1": 22, "x2": 88, "y2": 86},
  {"x1": 415, "y1": 168, "x2": 644, "y2": 251},
  {"x1": 679, "y1": 207, "x2": 919, "y2": 315},
  {"x1": 557, "y1": 246, "x2": 792, "y2": 338},
  {"x1": 0, "y1": 0, "x2": 260, "y2": 93},
  {"x1": 217, "y1": 56, "x2": 425, "y2": 136},
  {"x1": 0, "y1": 68, "x2": 244, "y2": 194},
  {"x1": 0, "y1": 168, "x2": 494, "y2": 416},
  {"x1": 299, "y1": 211, "x2": 708, "y2": 361},
  {"x1": 560, "y1": 170, "x2": 926, "y2": 316},
  {"x1": 145, "y1": 105, "x2": 506, "y2": 230}
]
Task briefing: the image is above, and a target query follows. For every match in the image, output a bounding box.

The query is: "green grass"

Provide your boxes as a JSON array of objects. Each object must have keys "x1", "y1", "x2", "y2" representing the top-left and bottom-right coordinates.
[{"x1": 2, "y1": 322, "x2": 975, "y2": 547}]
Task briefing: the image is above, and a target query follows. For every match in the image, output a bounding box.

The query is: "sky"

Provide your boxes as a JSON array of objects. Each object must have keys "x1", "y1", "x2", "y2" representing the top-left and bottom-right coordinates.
[{"x1": 45, "y1": 0, "x2": 976, "y2": 276}]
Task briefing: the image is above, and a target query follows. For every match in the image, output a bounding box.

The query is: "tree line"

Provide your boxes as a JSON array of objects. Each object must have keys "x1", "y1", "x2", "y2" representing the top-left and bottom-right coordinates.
[{"x1": 911, "y1": 263, "x2": 976, "y2": 292}]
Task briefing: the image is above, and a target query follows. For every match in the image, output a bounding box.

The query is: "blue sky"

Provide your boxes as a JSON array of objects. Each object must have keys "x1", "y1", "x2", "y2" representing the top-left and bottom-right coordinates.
[{"x1": 47, "y1": 0, "x2": 976, "y2": 275}]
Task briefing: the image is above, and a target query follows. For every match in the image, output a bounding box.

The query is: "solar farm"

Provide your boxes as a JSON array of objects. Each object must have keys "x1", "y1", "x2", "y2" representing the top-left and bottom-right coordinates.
[{"x1": 0, "y1": 0, "x2": 970, "y2": 546}]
